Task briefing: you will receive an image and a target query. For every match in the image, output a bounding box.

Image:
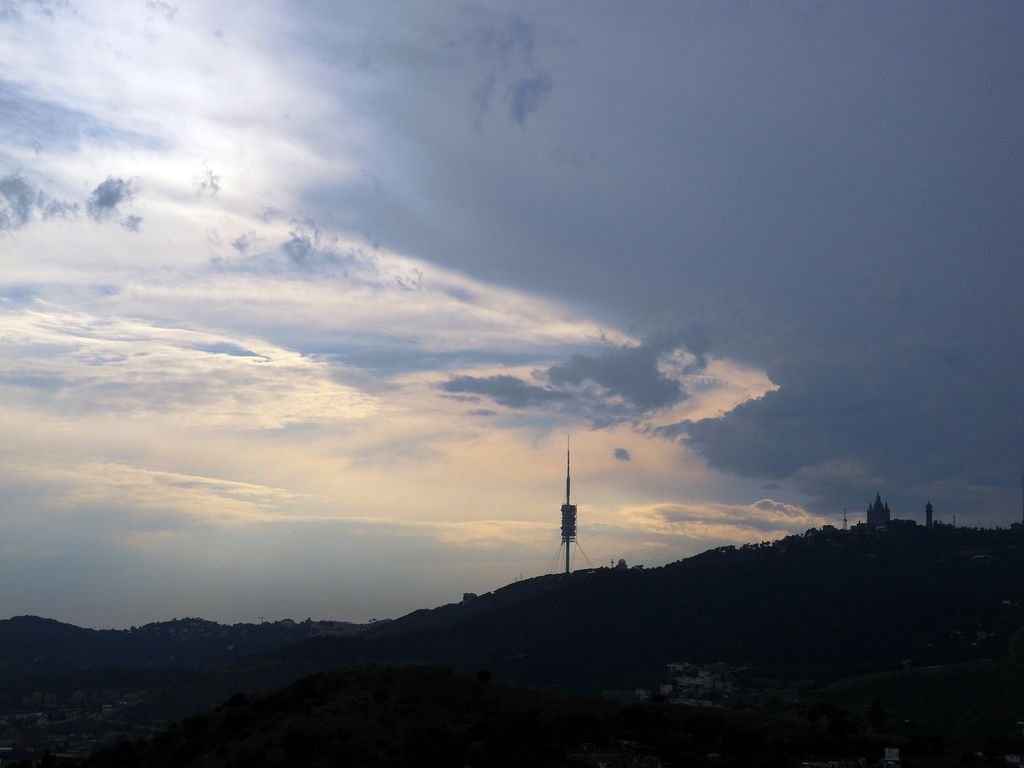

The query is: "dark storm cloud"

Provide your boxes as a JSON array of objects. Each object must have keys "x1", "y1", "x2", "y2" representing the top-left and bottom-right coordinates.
[
  {"x1": 440, "y1": 374, "x2": 569, "y2": 408},
  {"x1": 613, "y1": 448, "x2": 631, "y2": 461},
  {"x1": 670, "y1": 342, "x2": 1024, "y2": 517},
  {"x1": 508, "y1": 71, "x2": 552, "y2": 125},
  {"x1": 547, "y1": 333, "x2": 694, "y2": 411},
  {"x1": 86, "y1": 177, "x2": 136, "y2": 222},
  {"x1": 295, "y1": 2, "x2": 1022, "y2": 520}
]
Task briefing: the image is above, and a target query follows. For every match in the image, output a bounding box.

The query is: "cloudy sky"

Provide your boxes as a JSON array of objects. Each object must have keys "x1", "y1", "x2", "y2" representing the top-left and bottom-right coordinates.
[{"x1": 1, "y1": 1, "x2": 1021, "y2": 627}]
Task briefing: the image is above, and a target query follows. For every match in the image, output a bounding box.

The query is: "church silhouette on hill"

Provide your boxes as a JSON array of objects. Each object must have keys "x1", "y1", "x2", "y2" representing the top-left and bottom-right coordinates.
[
  {"x1": 858, "y1": 494, "x2": 939, "y2": 529},
  {"x1": 866, "y1": 492, "x2": 891, "y2": 528}
]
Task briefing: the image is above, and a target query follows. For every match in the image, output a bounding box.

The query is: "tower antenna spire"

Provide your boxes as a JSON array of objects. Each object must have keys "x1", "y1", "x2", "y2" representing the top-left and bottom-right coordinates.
[{"x1": 566, "y1": 435, "x2": 571, "y2": 506}]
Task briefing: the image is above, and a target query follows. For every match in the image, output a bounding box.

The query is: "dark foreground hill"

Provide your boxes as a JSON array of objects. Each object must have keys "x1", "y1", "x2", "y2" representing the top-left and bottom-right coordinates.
[
  {"x1": 270, "y1": 523, "x2": 1024, "y2": 690},
  {"x1": 5, "y1": 525, "x2": 1024, "y2": 762},
  {"x1": 0, "y1": 616, "x2": 367, "y2": 680},
  {"x1": 83, "y1": 666, "x2": 884, "y2": 768}
]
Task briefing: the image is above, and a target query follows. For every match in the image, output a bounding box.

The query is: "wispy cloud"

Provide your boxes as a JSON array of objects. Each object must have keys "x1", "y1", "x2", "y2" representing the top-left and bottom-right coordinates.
[
  {"x1": 620, "y1": 498, "x2": 825, "y2": 543},
  {"x1": 5, "y1": 458, "x2": 314, "y2": 528},
  {"x1": 0, "y1": 305, "x2": 377, "y2": 427}
]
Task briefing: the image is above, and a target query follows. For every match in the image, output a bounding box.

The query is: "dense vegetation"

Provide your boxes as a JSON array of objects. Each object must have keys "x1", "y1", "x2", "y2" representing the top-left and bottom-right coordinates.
[{"x1": 82, "y1": 666, "x2": 881, "y2": 768}]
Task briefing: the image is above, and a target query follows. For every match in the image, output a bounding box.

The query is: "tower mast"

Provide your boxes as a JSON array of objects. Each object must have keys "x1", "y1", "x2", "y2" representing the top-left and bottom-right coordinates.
[
  {"x1": 565, "y1": 441, "x2": 571, "y2": 575},
  {"x1": 560, "y1": 437, "x2": 578, "y2": 575},
  {"x1": 566, "y1": 439, "x2": 571, "y2": 507}
]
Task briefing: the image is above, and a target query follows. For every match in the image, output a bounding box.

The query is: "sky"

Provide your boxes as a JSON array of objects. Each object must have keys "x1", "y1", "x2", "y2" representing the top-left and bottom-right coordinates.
[{"x1": 1, "y1": 1, "x2": 1022, "y2": 627}]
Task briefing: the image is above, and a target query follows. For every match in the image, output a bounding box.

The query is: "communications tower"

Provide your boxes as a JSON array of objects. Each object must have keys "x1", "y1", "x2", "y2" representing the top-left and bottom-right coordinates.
[{"x1": 560, "y1": 440, "x2": 578, "y2": 575}]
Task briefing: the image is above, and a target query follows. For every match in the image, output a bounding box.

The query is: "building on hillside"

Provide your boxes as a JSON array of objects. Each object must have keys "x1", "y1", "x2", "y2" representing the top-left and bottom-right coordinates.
[
  {"x1": 567, "y1": 743, "x2": 662, "y2": 768},
  {"x1": 866, "y1": 493, "x2": 891, "y2": 529},
  {"x1": 664, "y1": 662, "x2": 736, "y2": 707},
  {"x1": 926, "y1": 501, "x2": 933, "y2": 528}
]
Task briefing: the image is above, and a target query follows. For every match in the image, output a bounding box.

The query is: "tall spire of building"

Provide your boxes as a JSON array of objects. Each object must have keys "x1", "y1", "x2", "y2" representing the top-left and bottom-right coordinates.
[{"x1": 866, "y1": 492, "x2": 891, "y2": 529}]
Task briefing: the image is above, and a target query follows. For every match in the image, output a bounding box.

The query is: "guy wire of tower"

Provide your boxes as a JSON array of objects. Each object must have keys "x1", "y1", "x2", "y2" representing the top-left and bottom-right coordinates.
[{"x1": 560, "y1": 438, "x2": 578, "y2": 576}]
